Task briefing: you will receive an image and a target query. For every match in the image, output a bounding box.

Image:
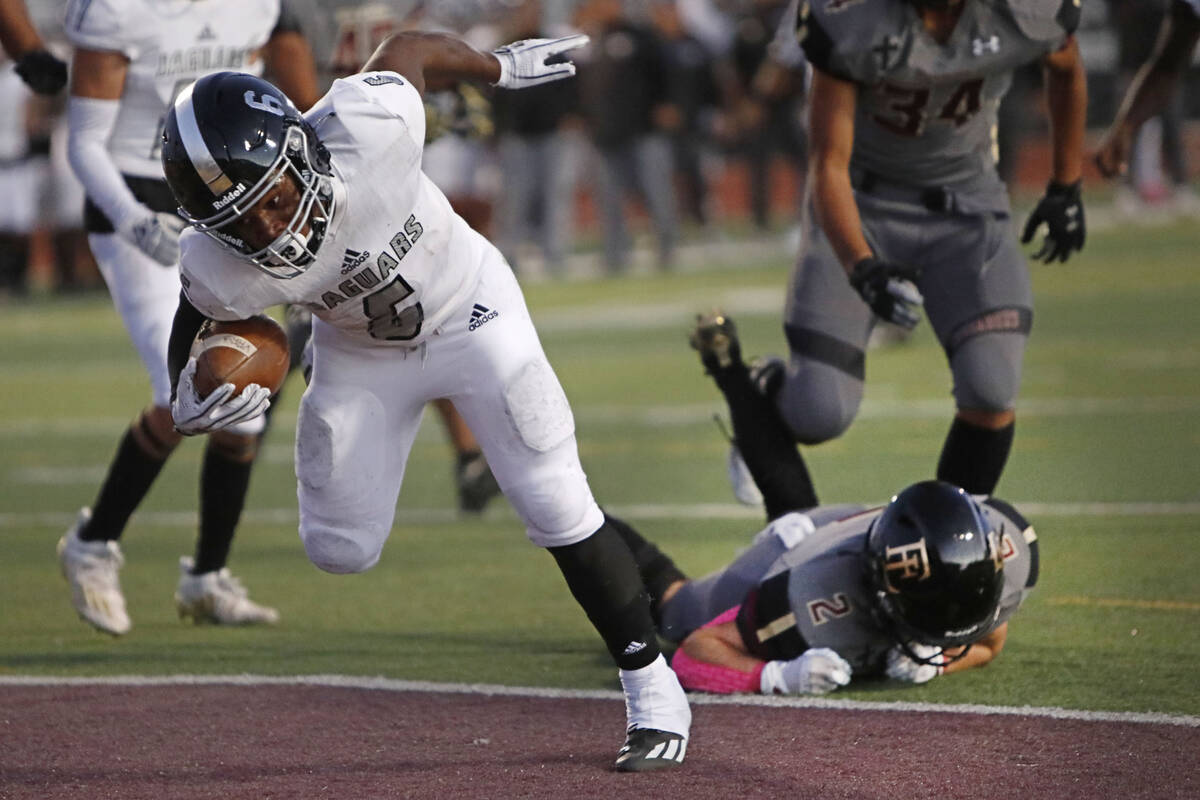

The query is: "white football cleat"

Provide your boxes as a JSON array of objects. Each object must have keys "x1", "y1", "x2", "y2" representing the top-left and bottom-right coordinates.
[
  {"x1": 175, "y1": 556, "x2": 280, "y2": 626},
  {"x1": 727, "y1": 444, "x2": 764, "y2": 507},
  {"x1": 57, "y1": 508, "x2": 132, "y2": 636}
]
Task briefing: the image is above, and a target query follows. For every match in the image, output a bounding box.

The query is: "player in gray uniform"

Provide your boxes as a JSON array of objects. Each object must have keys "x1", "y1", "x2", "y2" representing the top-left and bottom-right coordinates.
[
  {"x1": 691, "y1": 0, "x2": 1088, "y2": 517},
  {"x1": 610, "y1": 480, "x2": 1038, "y2": 694},
  {"x1": 1096, "y1": 0, "x2": 1200, "y2": 179}
]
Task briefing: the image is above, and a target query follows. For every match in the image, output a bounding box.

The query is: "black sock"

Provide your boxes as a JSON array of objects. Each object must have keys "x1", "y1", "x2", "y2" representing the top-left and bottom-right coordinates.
[
  {"x1": 603, "y1": 513, "x2": 687, "y2": 616},
  {"x1": 193, "y1": 443, "x2": 255, "y2": 574},
  {"x1": 710, "y1": 363, "x2": 818, "y2": 519},
  {"x1": 82, "y1": 425, "x2": 169, "y2": 542},
  {"x1": 936, "y1": 417, "x2": 1015, "y2": 495},
  {"x1": 548, "y1": 520, "x2": 662, "y2": 670}
]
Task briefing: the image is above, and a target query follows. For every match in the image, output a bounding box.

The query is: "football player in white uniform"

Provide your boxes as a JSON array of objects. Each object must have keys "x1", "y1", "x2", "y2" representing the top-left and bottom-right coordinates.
[
  {"x1": 158, "y1": 32, "x2": 691, "y2": 773},
  {"x1": 273, "y1": 0, "x2": 505, "y2": 514},
  {"x1": 1096, "y1": 0, "x2": 1200, "y2": 178},
  {"x1": 56, "y1": 0, "x2": 319, "y2": 637}
]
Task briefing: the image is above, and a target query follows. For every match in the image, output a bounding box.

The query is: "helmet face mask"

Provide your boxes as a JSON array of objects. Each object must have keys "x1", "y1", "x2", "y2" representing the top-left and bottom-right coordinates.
[
  {"x1": 866, "y1": 481, "x2": 1004, "y2": 657},
  {"x1": 161, "y1": 72, "x2": 339, "y2": 279}
]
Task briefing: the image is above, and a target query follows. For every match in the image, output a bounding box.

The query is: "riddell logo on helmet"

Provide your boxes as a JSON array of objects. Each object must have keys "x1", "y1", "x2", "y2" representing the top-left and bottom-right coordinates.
[
  {"x1": 212, "y1": 182, "x2": 247, "y2": 210},
  {"x1": 883, "y1": 538, "x2": 931, "y2": 589}
]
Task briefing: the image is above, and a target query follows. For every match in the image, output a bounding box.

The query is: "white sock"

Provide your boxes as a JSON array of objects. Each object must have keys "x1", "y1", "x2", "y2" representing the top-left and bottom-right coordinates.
[{"x1": 619, "y1": 654, "x2": 692, "y2": 737}]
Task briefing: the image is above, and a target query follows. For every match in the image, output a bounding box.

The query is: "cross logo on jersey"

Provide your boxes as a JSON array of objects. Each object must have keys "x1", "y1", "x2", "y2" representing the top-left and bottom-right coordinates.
[
  {"x1": 883, "y1": 538, "x2": 932, "y2": 590},
  {"x1": 872, "y1": 36, "x2": 902, "y2": 71}
]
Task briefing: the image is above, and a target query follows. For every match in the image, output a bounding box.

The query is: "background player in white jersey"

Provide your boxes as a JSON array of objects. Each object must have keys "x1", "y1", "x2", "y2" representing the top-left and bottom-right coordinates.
[
  {"x1": 609, "y1": 480, "x2": 1037, "y2": 695},
  {"x1": 56, "y1": 0, "x2": 320, "y2": 636},
  {"x1": 157, "y1": 32, "x2": 691, "y2": 772},
  {"x1": 1095, "y1": 0, "x2": 1200, "y2": 179},
  {"x1": 691, "y1": 0, "x2": 1088, "y2": 517},
  {"x1": 273, "y1": 0, "x2": 504, "y2": 513},
  {"x1": 0, "y1": 0, "x2": 68, "y2": 94}
]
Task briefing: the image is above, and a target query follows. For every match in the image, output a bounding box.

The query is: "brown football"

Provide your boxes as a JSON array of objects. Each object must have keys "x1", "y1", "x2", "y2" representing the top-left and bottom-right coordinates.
[{"x1": 192, "y1": 315, "x2": 290, "y2": 400}]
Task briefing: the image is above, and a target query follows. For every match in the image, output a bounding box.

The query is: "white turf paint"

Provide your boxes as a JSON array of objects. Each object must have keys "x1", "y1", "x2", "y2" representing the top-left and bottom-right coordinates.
[
  {"x1": 3, "y1": 501, "x2": 1200, "y2": 530},
  {"x1": 1, "y1": 674, "x2": 1196, "y2": 729}
]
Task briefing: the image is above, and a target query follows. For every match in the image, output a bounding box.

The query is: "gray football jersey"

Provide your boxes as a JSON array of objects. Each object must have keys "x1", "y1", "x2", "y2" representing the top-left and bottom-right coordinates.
[
  {"x1": 744, "y1": 497, "x2": 1037, "y2": 675},
  {"x1": 798, "y1": 0, "x2": 1080, "y2": 189}
]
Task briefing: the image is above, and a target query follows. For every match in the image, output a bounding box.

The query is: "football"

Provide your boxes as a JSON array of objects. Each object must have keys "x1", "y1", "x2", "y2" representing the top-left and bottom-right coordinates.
[{"x1": 192, "y1": 315, "x2": 290, "y2": 399}]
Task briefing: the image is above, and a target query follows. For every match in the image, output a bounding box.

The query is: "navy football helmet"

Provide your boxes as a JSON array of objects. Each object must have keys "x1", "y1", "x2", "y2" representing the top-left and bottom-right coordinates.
[
  {"x1": 160, "y1": 72, "x2": 337, "y2": 278},
  {"x1": 866, "y1": 481, "x2": 1003, "y2": 661}
]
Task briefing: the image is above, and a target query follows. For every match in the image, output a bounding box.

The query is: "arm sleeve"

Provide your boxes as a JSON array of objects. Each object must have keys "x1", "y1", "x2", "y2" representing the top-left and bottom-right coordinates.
[{"x1": 66, "y1": 95, "x2": 145, "y2": 233}]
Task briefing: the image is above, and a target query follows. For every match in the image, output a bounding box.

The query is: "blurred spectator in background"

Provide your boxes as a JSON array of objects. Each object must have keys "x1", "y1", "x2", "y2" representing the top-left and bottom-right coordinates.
[
  {"x1": 649, "y1": 0, "x2": 726, "y2": 231},
  {"x1": 727, "y1": 0, "x2": 806, "y2": 232},
  {"x1": 574, "y1": 0, "x2": 678, "y2": 272},
  {"x1": 492, "y1": 0, "x2": 583, "y2": 277},
  {"x1": 1105, "y1": 0, "x2": 1196, "y2": 217}
]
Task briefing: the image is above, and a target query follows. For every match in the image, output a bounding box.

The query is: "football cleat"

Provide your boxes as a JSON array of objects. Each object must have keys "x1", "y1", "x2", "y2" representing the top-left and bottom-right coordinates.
[
  {"x1": 615, "y1": 728, "x2": 687, "y2": 773},
  {"x1": 57, "y1": 508, "x2": 131, "y2": 636},
  {"x1": 456, "y1": 450, "x2": 501, "y2": 514},
  {"x1": 689, "y1": 310, "x2": 742, "y2": 372},
  {"x1": 175, "y1": 557, "x2": 280, "y2": 626}
]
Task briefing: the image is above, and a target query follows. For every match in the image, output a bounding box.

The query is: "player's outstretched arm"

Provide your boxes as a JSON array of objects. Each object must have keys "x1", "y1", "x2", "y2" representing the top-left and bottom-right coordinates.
[
  {"x1": 1096, "y1": 2, "x2": 1200, "y2": 178},
  {"x1": 362, "y1": 31, "x2": 588, "y2": 97},
  {"x1": 1022, "y1": 38, "x2": 1087, "y2": 264}
]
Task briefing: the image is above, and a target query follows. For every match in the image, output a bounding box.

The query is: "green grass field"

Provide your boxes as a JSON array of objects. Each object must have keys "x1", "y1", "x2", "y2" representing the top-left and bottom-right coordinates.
[{"x1": 2, "y1": 222, "x2": 1197, "y2": 718}]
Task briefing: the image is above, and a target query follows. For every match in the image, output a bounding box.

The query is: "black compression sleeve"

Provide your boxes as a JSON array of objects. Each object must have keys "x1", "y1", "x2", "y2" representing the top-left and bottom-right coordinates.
[{"x1": 167, "y1": 290, "x2": 209, "y2": 398}]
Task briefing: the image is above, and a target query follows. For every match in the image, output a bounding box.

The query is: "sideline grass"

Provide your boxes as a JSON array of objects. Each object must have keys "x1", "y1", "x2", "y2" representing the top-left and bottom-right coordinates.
[{"x1": 1, "y1": 223, "x2": 1197, "y2": 716}]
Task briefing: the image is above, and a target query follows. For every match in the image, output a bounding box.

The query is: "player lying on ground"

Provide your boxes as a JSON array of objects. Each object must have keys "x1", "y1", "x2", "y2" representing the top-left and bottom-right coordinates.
[
  {"x1": 608, "y1": 480, "x2": 1037, "y2": 694},
  {"x1": 157, "y1": 31, "x2": 689, "y2": 772}
]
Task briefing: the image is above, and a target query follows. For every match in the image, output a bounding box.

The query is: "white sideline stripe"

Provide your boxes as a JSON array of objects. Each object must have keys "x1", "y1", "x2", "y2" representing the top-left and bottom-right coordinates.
[
  {"x1": 4, "y1": 501, "x2": 1200, "y2": 530},
  {"x1": 1, "y1": 674, "x2": 1196, "y2": 729}
]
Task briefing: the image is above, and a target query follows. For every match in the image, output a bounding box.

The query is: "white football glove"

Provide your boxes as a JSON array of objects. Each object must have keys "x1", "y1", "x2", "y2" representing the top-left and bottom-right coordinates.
[
  {"x1": 121, "y1": 210, "x2": 187, "y2": 266},
  {"x1": 492, "y1": 34, "x2": 589, "y2": 89},
  {"x1": 172, "y1": 357, "x2": 272, "y2": 435},
  {"x1": 760, "y1": 648, "x2": 852, "y2": 695},
  {"x1": 885, "y1": 643, "x2": 945, "y2": 684}
]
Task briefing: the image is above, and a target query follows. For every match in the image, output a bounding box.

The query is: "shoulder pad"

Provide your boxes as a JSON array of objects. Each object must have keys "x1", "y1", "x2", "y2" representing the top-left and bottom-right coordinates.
[
  {"x1": 1004, "y1": 0, "x2": 1082, "y2": 40},
  {"x1": 64, "y1": 0, "x2": 153, "y2": 56}
]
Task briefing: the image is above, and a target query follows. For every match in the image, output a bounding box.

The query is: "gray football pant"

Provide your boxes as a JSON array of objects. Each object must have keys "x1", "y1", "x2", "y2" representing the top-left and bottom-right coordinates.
[{"x1": 779, "y1": 192, "x2": 1032, "y2": 444}]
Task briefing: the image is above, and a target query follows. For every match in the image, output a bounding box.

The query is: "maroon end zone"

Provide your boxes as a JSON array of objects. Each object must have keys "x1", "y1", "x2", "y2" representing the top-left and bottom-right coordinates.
[{"x1": 1, "y1": 684, "x2": 1196, "y2": 799}]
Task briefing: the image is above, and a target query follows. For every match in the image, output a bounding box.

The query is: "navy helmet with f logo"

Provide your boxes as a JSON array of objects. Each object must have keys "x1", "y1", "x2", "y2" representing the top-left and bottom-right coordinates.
[{"x1": 866, "y1": 480, "x2": 1003, "y2": 655}]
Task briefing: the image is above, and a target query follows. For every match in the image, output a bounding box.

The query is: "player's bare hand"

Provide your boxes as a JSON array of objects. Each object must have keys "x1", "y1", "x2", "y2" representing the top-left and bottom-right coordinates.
[
  {"x1": 1022, "y1": 179, "x2": 1086, "y2": 264},
  {"x1": 760, "y1": 648, "x2": 852, "y2": 695},
  {"x1": 1093, "y1": 127, "x2": 1131, "y2": 179},
  {"x1": 172, "y1": 357, "x2": 271, "y2": 435},
  {"x1": 849, "y1": 257, "x2": 924, "y2": 330},
  {"x1": 492, "y1": 34, "x2": 589, "y2": 89}
]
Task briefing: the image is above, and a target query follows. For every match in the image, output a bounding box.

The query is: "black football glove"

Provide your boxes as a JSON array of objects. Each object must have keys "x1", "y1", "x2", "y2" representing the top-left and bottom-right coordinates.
[
  {"x1": 849, "y1": 257, "x2": 924, "y2": 330},
  {"x1": 15, "y1": 49, "x2": 68, "y2": 95},
  {"x1": 1021, "y1": 179, "x2": 1086, "y2": 264}
]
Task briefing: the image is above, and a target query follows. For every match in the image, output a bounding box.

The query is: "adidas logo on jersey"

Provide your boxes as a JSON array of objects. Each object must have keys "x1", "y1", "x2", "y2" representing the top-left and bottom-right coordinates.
[
  {"x1": 341, "y1": 249, "x2": 369, "y2": 274},
  {"x1": 468, "y1": 303, "x2": 498, "y2": 331},
  {"x1": 198, "y1": 25, "x2": 216, "y2": 41}
]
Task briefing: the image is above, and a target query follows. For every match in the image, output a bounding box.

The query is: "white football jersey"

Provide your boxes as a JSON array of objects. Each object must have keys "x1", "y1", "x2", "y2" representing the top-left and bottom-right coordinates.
[
  {"x1": 179, "y1": 72, "x2": 489, "y2": 348},
  {"x1": 64, "y1": 0, "x2": 280, "y2": 179}
]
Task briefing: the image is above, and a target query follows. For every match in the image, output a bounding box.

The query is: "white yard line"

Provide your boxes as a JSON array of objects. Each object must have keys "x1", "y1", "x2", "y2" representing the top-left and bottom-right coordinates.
[
  {"x1": 0, "y1": 673, "x2": 1195, "y2": 728},
  {"x1": 3, "y1": 501, "x2": 1199, "y2": 531}
]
